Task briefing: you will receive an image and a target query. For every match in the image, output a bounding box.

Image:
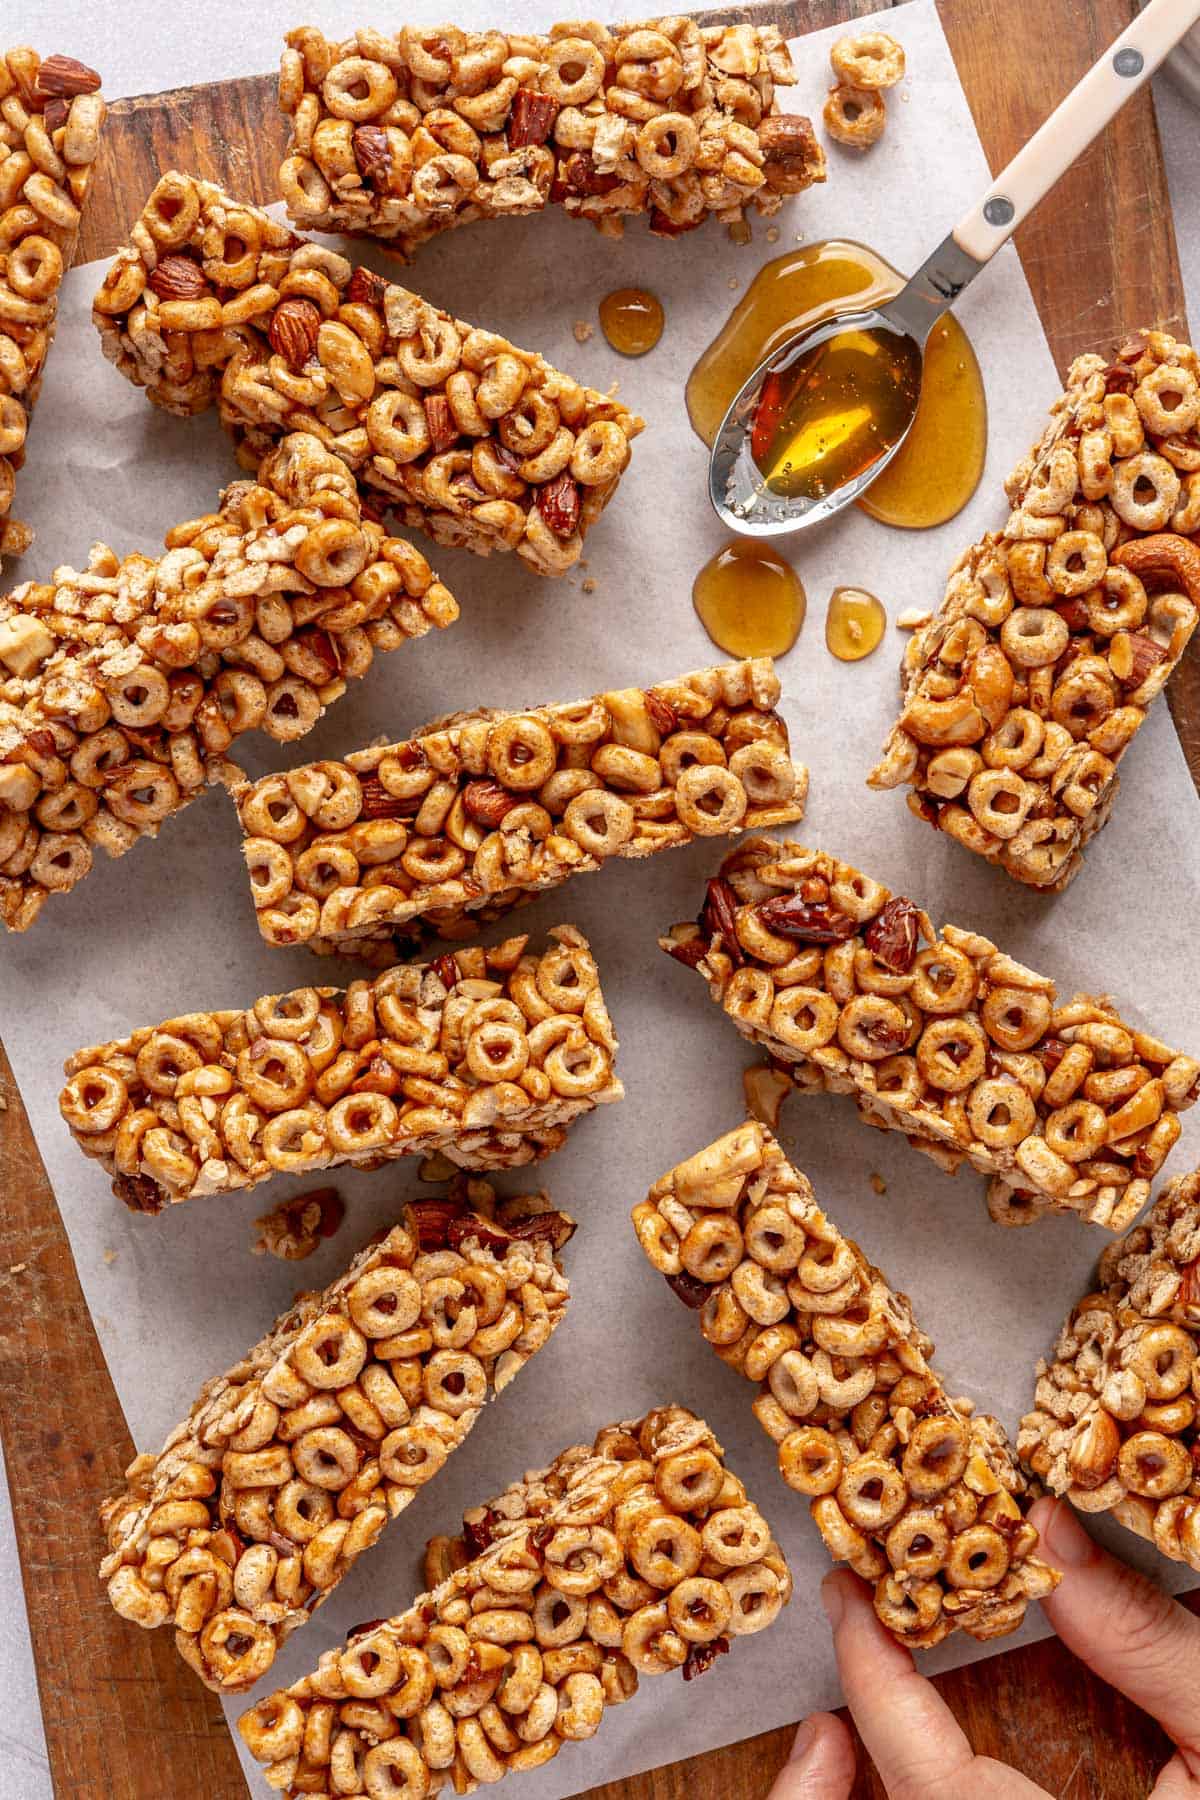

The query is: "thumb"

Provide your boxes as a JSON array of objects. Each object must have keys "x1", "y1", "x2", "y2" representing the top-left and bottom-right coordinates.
[{"x1": 768, "y1": 1711, "x2": 857, "y2": 1799}]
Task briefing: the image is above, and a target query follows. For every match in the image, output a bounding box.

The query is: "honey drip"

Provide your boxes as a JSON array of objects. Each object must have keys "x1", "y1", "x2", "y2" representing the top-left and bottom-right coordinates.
[
  {"x1": 687, "y1": 240, "x2": 987, "y2": 529},
  {"x1": 693, "y1": 540, "x2": 806, "y2": 659},
  {"x1": 826, "y1": 587, "x2": 886, "y2": 661},
  {"x1": 599, "y1": 287, "x2": 664, "y2": 356}
]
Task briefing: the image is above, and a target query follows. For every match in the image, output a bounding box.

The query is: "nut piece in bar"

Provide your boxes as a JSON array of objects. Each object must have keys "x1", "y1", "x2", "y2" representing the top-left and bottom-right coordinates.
[
  {"x1": 635, "y1": 1122, "x2": 1059, "y2": 1647},
  {"x1": 0, "y1": 49, "x2": 107, "y2": 564},
  {"x1": 238, "y1": 1405, "x2": 790, "y2": 1790},
  {"x1": 0, "y1": 432, "x2": 456, "y2": 933},
  {"x1": 275, "y1": 21, "x2": 825, "y2": 255},
  {"x1": 660, "y1": 836, "x2": 1200, "y2": 1230},
  {"x1": 869, "y1": 331, "x2": 1200, "y2": 891},
  {"x1": 92, "y1": 174, "x2": 644, "y2": 577},
  {"x1": 60, "y1": 928, "x2": 622, "y2": 1212},
  {"x1": 1021, "y1": 1167, "x2": 1200, "y2": 1569},
  {"x1": 234, "y1": 657, "x2": 808, "y2": 958},
  {"x1": 100, "y1": 1179, "x2": 573, "y2": 1691}
]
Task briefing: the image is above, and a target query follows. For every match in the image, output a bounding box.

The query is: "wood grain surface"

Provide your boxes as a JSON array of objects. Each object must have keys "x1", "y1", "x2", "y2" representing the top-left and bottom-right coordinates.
[{"x1": 2, "y1": 2, "x2": 1194, "y2": 1797}]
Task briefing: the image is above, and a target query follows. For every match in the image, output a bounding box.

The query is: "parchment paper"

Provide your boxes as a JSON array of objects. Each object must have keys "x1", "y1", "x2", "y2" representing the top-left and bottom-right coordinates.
[{"x1": 4, "y1": 5, "x2": 1200, "y2": 1794}]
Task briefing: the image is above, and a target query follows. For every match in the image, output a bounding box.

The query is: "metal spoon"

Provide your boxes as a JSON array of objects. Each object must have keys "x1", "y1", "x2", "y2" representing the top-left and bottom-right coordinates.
[{"x1": 709, "y1": 0, "x2": 1200, "y2": 538}]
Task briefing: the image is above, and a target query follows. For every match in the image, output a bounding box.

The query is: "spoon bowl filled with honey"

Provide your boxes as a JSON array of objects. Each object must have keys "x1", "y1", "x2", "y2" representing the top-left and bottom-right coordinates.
[{"x1": 709, "y1": 0, "x2": 1198, "y2": 537}]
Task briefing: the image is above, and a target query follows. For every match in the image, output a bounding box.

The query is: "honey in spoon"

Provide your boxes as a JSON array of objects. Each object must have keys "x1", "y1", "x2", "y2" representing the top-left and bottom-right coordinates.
[
  {"x1": 750, "y1": 322, "x2": 922, "y2": 503},
  {"x1": 687, "y1": 240, "x2": 986, "y2": 529},
  {"x1": 692, "y1": 540, "x2": 806, "y2": 658}
]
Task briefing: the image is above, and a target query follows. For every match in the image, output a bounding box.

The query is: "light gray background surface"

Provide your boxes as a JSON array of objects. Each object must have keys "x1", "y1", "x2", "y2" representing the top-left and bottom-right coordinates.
[{"x1": 1, "y1": 6, "x2": 1197, "y2": 1797}]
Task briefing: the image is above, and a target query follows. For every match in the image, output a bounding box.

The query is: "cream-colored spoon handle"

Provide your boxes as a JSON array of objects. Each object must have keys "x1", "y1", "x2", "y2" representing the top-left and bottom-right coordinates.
[{"x1": 953, "y1": 0, "x2": 1200, "y2": 265}]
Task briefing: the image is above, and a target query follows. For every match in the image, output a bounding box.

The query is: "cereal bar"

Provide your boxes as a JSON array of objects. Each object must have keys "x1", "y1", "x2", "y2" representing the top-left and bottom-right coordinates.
[
  {"x1": 0, "y1": 433, "x2": 456, "y2": 933},
  {"x1": 635, "y1": 1123, "x2": 1059, "y2": 1647},
  {"x1": 234, "y1": 657, "x2": 808, "y2": 959},
  {"x1": 0, "y1": 50, "x2": 107, "y2": 564},
  {"x1": 93, "y1": 174, "x2": 643, "y2": 577},
  {"x1": 276, "y1": 20, "x2": 825, "y2": 255},
  {"x1": 869, "y1": 332, "x2": 1200, "y2": 890},
  {"x1": 661, "y1": 837, "x2": 1200, "y2": 1229},
  {"x1": 100, "y1": 1181, "x2": 573, "y2": 1691},
  {"x1": 1021, "y1": 1168, "x2": 1200, "y2": 1570},
  {"x1": 59, "y1": 927, "x2": 622, "y2": 1212},
  {"x1": 238, "y1": 1405, "x2": 790, "y2": 1791}
]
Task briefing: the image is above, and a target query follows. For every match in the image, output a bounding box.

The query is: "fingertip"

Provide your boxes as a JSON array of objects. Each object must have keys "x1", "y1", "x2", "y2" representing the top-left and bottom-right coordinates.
[
  {"x1": 819, "y1": 1566, "x2": 859, "y2": 1629},
  {"x1": 770, "y1": 1711, "x2": 856, "y2": 1799},
  {"x1": 1031, "y1": 1495, "x2": 1099, "y2": 1573}
]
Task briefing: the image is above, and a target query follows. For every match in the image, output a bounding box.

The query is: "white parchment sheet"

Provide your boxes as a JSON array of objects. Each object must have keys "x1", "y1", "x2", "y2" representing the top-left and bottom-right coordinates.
[{"x1": 3, "y1": 4, "x2": 1200, "y2": 1794}]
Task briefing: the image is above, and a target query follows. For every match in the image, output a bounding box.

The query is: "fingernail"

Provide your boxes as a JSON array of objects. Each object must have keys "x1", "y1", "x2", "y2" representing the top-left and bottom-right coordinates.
[
  {"x1": 820, "y1": 1573, "x2": 846, "y2": 1627},
  {"x1": 788, "y1": 1718, "x2": 818, "y2": 1764},
  {"x1": 1040, "y1": 1498, "x2": 1097, "y2": 1569}
]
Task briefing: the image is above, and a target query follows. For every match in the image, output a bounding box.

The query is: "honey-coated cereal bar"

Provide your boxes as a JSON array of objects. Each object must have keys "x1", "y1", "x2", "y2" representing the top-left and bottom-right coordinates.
[
  {"x1": 59, "y1": 928, "x2": 621, "y2": 1212},
  {"x1": 234, "y1": 658, "x2": 808, "y2": 959},
  {"x1": 238, "y1": 1406, "x2": 790, "y2": 1792},
  {"x1": 0, "y1": 432, "x2": 456, "y2": 932},
  {"x1": 661, "y1": 837, "x2": 1200, "y2": 1230},
  {"x1": 1021, "y1": 1168, "x2": 1200, "y2": 1571},
  {"x1": 93, "y1": 173, "x2": 643, "y2": 576},
  {"x1": 869, "y1": 332, "x2": 1200, "y2": 890},
  {"x1": 100, "y1": 1181, "x2": 573, "y2": 1691},
  {"x1": 635, "y1": 1123, "x2": 1059, "y2": 1647},
  {"x1": 276, "y1": 20, "x2": 825, "y2": 255},
  {"x1": 0, "y1": 49, "x2": 106, "y2": 563}
]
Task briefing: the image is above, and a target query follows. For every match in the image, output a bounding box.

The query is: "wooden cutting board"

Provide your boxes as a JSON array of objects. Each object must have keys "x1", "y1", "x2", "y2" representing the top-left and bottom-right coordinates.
[{"x1": 1, "y1": 3, "x2": 1194, "y2": 1796}]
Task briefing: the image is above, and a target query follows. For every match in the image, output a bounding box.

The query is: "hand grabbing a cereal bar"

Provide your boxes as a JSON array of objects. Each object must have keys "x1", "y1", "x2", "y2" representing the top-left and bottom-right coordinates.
[{"x1": 769, "y1": 1499, "x2": 1200, "y2": 1798}]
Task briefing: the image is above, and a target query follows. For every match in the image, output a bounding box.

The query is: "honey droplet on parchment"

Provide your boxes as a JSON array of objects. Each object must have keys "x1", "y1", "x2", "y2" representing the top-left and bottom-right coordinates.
[
  {"x1": 693, "y1": 540, "x2": 806, "y2": 659},
  {"x1": 599, "y1": 288, "x2": 664, "y2": 357},
  {"x1": 826, "y1": 586, "x2": 886, "y2": 661}
]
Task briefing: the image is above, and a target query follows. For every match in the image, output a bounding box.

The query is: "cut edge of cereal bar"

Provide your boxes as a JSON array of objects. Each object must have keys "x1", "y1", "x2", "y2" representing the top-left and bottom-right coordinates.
[
  {"x1": 100, "y1": 1179, "x2": 574, "y2": 1691},
  {"x1": 1020, "y1": 1166, "x2": 1200, "y2": 1570},
  {"x1": 0, "y1": 48, "x2": 107, "y2": 566},
  {"x1": 635, "y1": 1121, "x2": 1059, "y2": 1647},
  {"x1": 92, "y1": 172, "x2": 644, "y2": 577},
  {"x1": 233, "y1": 657, "x2": 808, "y2": 959},
  {"x1": 868, "y1": 332, "x2": 1200, "y2": 892},
  {"x1": 59, "y1": 926, "x2": 622, "y2": 1211},
  {"x1": 0, "y1": 431, "x2": 457, "y2": 932},
  {"x1": 275, "y1": 20, "x2": 825, "y2": 256},
  {"x1": 659, "y1": 836, "x2": 1200, "y2": 1230},
  {"x1": 237, "y1": 1405, "x2": 790, "y2": 1791}
]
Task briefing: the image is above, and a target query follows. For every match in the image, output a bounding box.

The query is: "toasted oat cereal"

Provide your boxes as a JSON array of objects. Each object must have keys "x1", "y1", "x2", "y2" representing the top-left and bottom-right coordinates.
[
  {"x1": 0, "y1": 432, "x2": 455, "y2": 932},
  {"x1": 870, "y1": 332, "x2": 1200, "y2": 890},
  {"x1": 636, "y1": 1123, "x2": 1058, "y2": 1647},
  {"x1": 60, "y1": 928, "x2": 622, "y2": 1212},
  {"x1": 93, "y1": 173, "x2": 644, "y2": 577},
  {"x1": 1021, "y1": 1168, "x2": 1200, "y2": 1571},
  {"x1": 661, "y1": 837, "x2": 1200, "y2": 1229},
  {"x1": 275, "y1": 19, "x2": 826, "y2": 255},
  {"x1": 100, "y1": 1182, "x2": 573, "y2": 1691},
  {"x1": 233, "y1": 658, "x2": 807, "y2": 959},
  {"x1": 238, "y1": 1405, "x2": 789, "y2": 1788},
  {"x1": 0, "y1": 49, "x2": 107, "y2": 564}
]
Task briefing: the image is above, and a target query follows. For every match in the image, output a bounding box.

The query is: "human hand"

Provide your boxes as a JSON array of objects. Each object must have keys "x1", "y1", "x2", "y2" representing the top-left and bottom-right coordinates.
[{"x1": 769, "y1": 1497, "x2": 1200, "y2": 1797}]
